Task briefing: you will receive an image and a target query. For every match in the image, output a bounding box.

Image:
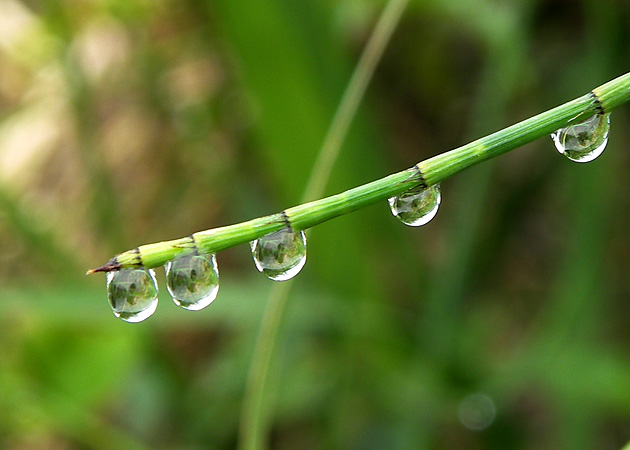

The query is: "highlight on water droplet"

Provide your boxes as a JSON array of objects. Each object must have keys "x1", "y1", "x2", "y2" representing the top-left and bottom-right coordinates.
[
  {"x1": 551, "y1": 113, "x2": 610, "y2": 163},
  {"x1": 106, "y1": 269, "x2": 159, "y2": 323},
  {"x1": 250, "y1": 227, "x2": 307, "y2": 281},
  {"x1": 388, "y1": 183, "x2": 441, "y2": 227},
  {"x1": 166, "y1": 253, "x2": 219, "y2": 311}
]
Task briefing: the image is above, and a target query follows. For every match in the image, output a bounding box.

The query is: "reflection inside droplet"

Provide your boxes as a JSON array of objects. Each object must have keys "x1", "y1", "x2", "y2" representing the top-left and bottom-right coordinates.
[
  {"x1": 166, "y1": 253, "x2": 219, "y2": 311},
  {"x1": 388, "y1": 183, "x2": 441, "y2": 227},
  {"x1": 251, "y1": 227, "x2": 307, "y2": 281},
  {"x1": 106, "y1": 268, "x2": 159, "y2": 323},
  {"x1": 551, "y1": 113, "x2": 610, "y2": 163}
]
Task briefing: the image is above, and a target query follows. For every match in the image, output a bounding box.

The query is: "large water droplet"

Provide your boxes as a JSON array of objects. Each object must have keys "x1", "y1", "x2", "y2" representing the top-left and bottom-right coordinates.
[
  {"x1": 388, "y1": 184, "x2": 441, "y2": 226},
  {"x1": 166, "y1": 253, "x2": 219, "y2": 311},
  {"x1": 251, "y1": 227, "x2": 307, "y2": 281},
  {"x1": 551, "y1": 113, "x2": 610, "y2": 163},
  {"x1": 106, "y1": 269, "x2": 158, "y2": 323}
]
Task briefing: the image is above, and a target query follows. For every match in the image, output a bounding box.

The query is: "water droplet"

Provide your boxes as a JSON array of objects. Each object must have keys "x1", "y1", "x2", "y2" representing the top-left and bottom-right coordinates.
[
  {"x1": 251, "y1": 227, "x2": 307, "y2": 281},
  {"x1": 106, "y1": 269, "x2": 158, "y2": 323},
  {"x1": 551, "y1": 113, "x2": 610, "y2": 163},
  {"x1": 388, "y1": 184, "x2": 441, "y2": 226},
  {"x1": 166, "y1": 253, "x2": 219, "y2": 311},
  {"x1": 457, "y1": 393, "x2": 496, "y2": 431}
]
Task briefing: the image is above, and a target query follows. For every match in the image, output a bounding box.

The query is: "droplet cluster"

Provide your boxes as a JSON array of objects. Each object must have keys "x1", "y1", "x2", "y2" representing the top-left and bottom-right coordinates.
[
  {"x1": 102, "y1": 111, "x2": 614, "y2": 322},
  {"x1": 105, "y1": 228, "x2": 308, "y2": 322}
]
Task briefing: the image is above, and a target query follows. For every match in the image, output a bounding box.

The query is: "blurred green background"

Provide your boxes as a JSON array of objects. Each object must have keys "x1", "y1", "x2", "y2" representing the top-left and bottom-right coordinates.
[{"x1": 1, "y1": 0, "x2": 630, "y2": 448}]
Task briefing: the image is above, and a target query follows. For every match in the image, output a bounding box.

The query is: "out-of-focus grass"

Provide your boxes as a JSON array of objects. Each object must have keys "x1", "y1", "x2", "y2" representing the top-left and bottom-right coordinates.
[{"x1": 1, "y1": 0, "x2": 630, "y2": 448}]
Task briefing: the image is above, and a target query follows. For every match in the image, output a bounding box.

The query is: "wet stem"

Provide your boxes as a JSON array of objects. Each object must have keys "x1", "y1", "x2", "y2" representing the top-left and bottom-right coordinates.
[{"x1": 237, "y1": 0, "x2": 411, "y2": 448}]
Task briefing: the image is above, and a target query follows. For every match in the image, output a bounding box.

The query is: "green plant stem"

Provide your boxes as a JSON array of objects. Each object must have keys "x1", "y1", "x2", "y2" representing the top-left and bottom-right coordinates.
[
  {"x1": 88, "y1": 70, "x2": 630, "y2": 274},
  {"x1": 238, "y1": 1, "x2": 410, "y2": 449}
]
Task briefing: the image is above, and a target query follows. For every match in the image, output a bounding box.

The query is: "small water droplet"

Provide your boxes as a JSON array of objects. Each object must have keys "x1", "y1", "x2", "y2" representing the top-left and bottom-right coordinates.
[
  {"x1": 551, "y1": 113, "x2": 610, "y2": 163},
  {"x1": 166, "y1": 253, "x2": 219, "y2": 310},
  {"x1": 251, "y1": 227, "x2": 307, "y2": 281},
  {"x1": 388, "y1": 184, "x2": 441, "y2": 226},
  {"x1": 107, "y1": 269, "x2": 158, "y2": 322},
  {"x1": 457, "y1": 393, "x2": 496, "y2": 431}
]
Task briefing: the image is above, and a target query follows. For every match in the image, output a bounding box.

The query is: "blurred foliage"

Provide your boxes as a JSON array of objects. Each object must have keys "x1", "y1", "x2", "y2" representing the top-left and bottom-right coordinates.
[{"x1": 1, "y1": 0, "x2": 630, "y2": 448}]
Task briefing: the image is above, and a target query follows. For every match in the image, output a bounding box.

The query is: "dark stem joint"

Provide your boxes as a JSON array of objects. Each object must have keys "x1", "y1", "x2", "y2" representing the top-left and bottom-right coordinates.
[
  {"x1": 280, "y1": 210, "x2": 293, "y2": 230},
  {"x1": 189, "y1": 234, "x2": 199, "y2": 255},
  {"x1": 590, "y1": 90, "x2": 606, "y2": 115},
  {"x1": 132, "y1": 247, "x2": 143, "y2": 267},
  {"x1": 413, "y1": 164, "x2": 428, "y2": 188}
]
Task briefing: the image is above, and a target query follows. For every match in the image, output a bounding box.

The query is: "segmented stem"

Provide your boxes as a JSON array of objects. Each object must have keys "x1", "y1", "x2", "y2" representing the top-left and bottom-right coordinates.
[{"x1": 88, "y1": 71, "x2": 630, "y2": 274}]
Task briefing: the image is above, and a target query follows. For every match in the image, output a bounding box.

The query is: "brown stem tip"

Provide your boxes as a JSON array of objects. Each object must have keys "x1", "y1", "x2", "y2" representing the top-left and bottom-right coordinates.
[{"x1": 86, "y1": 259, "x2": 121, "y2": 275}]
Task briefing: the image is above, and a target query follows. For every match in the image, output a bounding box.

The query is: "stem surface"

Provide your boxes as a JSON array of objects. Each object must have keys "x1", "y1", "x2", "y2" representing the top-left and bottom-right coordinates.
[{"x1": 88, "y1": 71, "x2": 630, "y2": 274}]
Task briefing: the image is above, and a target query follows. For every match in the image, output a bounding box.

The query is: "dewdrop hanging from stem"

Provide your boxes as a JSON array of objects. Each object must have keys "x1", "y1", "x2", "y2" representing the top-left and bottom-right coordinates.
[
  {"x1": 166, "y1": 253, "x2": 219, "y2": 311},
  {"x1": 551, "y1": 112, "x2": 611, "y2": 162},
  {"x1": 250, "y1": 226, "x2": 307, "y2": 281}
]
